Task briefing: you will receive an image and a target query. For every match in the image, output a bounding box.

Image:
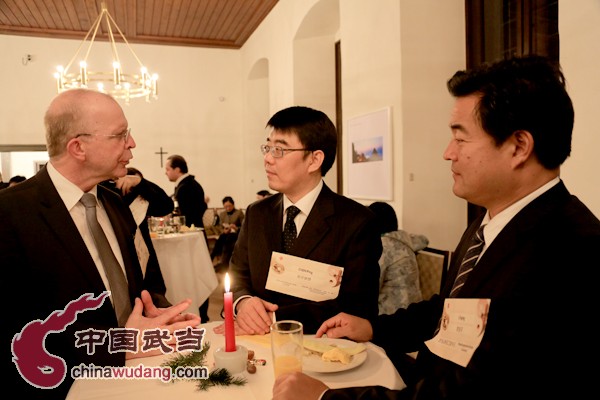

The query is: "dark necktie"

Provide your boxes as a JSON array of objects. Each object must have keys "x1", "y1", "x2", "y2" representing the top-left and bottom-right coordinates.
[
  {"x1": 80, "y1": 193, "x2": 132, "y2": 326},
  {"x1": 282, "y1": 206, "x2": 301, "y2": 254},
  {"x1": 449, "y1": 225, "x2": 486, "y2": 297}
]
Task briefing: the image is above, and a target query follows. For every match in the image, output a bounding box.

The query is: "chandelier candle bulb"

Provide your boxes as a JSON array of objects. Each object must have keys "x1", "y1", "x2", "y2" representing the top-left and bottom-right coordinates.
[
  {"x1": 54, "y1": 72, "x2": 63, "y2": 91},
  {"x1": 224, "y1": 273, "x2": 236, "y2": 352},
  {"x1": 140, "y1": 67, "x2": 148, "y2": 88},
  {"x1": 79, "y1": 61, "x2": 88, "y2": 86},
  {"x1": 152, "y1": 75, "x2": 158, "y2": 97},
  {"x1": 113, "y1": 62, "x2": 121, "y2": 85}
]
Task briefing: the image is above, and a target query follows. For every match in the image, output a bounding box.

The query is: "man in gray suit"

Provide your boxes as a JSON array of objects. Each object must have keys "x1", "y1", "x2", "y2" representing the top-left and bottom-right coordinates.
[
  {"x1": 272, "y1": 57, "x2": 600, "y2": 400},
  {"x1": 225, "y1": 106, "x2": 382, "y2": 335},
  {"x1": 1, "y1": 89, "x2": 200, "y2": 399}
]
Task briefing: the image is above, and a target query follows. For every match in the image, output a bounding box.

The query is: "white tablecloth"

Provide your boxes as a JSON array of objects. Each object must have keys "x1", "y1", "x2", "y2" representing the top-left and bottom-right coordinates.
[
  {"x1": 67, "y1": 321, "x2": 406, "y2": 399},
  {"x1": 151, "y1": 231, "x2": 218, "y2": 315}
]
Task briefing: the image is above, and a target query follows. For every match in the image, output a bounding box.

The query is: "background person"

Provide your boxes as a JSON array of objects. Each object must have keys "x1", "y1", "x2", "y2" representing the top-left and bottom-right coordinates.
[
  {"x1": 272, "y1": 56, "x2": 600, "y2": 400},
  {"x1": 8, "y1": 174, "x2": 27, "y2": 187},
  {"x1": 165, "y1": 154, "x2": 207, "y2": 229},
  {"x1": 102, "y1": 167, "x2": 173, "y2": 275},
  {"x1": 165, "y1": 154, "x2": 210, "y2": 321},
  {"x1": 256, "y1": 189, "x2": 272, "y2": 200},
  {"x1": 368, "y1": 201, "x2": 426, "y2": 315},
  {"x1": 211, "y1": 196, "x2": 245, "y2": 270}
]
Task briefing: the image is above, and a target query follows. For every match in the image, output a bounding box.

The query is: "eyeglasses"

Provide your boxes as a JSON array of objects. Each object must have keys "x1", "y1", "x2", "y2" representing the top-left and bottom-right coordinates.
[
  {"x1": 260, "y1": 144, "x2": 311, "y2": 158},
  {"x1": 76, "y1": 128, "x2": 131, "y2": 142}
]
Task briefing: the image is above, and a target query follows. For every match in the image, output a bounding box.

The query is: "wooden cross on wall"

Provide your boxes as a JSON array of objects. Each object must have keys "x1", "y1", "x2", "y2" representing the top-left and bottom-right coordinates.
[{"x1": 155, "y1": 147, "x2": 168, "y2": 167}]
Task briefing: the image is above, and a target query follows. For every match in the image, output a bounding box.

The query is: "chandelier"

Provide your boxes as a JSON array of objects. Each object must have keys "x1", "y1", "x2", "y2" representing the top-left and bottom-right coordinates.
[{"x1": 53, "y1": 2, "x2": 158, "y2": 103}]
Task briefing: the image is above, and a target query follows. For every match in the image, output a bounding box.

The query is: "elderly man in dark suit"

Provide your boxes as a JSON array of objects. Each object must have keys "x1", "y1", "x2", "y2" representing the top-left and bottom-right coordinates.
[
  {"x1": 272, "y1": 56, "x2": 600, "y2": 400},
  {"x1": 0, "y1": 89, "x2": 200, "y2": 399},
  {"x1": 223, "y1": 106, "x2": 382, "y2": 335}
]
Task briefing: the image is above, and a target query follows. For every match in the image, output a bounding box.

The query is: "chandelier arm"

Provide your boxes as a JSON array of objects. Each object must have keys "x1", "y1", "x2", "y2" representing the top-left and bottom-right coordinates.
[
  {"x1": 63, "y1": 9, "x2": 104, "y2": 73},
  {"x1": 105, "y1": 10, "x2": 145, "y2": 69},
  {"x1": 83, "y1": 9, "x2": 106, "y2": 63},
  {"x1": 104, "y1": 17, "x2": 120, "y2": 66}
]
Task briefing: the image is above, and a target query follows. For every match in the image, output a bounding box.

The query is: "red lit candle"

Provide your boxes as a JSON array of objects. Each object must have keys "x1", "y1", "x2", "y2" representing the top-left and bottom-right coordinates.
[{"x1": 224, "y1": 273, "x2": 236, "y2": 352}]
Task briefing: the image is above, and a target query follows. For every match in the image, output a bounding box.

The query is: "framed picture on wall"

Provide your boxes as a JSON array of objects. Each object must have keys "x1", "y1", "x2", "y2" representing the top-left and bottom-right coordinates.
[
  {"x1": 34, "y1": 161, "x2": 47, "y2": 172},
  {"x1": 346, "y1": 107, "x2": 393, "y2": 200}
]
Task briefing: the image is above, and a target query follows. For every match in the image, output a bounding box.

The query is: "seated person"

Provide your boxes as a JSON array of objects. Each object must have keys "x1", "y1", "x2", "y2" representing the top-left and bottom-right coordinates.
[
  {"x1": 271, "y1": 55, "x2": 600, "y2": 400},
  {"x1": 368, "y1": 202, "x2": 427, "y2": 315},
  {"x1": 217, "y1": 106, "x2": 381, "y2": 336},
  {"x1": 211, "y1": 196, "x2": 245, "y2": 269}
]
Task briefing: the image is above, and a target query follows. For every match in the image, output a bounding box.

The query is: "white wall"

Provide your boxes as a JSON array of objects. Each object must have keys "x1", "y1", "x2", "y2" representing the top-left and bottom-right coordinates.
[
  {"x1": 0, "y1": 35, "x2": 248, "y2": 208},
  {"x1": 1, "y1": 0, "x2": 598, "y2": 252},
  {"x1": 559, "y1": 0, "x2": 600, "y2": 215}
]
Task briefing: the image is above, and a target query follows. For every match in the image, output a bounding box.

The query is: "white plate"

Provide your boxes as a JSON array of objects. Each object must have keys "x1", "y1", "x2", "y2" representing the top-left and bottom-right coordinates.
[{"x1": 302, "y1": 335, "x2": 368, "y2": 373}]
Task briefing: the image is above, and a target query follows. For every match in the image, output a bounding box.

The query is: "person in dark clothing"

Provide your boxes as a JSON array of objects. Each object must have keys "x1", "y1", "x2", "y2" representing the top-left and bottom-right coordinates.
[
  {"x1": 165, "y1": 154, "x2": 210, "y2": 321},
  {"x1": 272, "y1": 55, "x2": 600, "y2": 400}
]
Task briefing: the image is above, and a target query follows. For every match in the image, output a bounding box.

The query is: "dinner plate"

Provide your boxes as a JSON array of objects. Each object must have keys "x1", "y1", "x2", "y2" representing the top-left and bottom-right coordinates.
[{"x1": 302, "y1": 335, "x2": 368, "y2": 373}]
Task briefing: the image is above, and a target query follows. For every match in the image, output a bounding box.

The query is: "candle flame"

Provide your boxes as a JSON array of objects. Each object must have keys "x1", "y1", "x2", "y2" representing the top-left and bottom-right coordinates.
[{"x1": 224, "y1": 272, "x2": 230, "y2": 293}]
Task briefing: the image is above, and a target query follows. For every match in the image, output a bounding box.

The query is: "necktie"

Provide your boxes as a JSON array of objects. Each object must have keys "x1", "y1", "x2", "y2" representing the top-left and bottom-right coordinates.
[
  {"x1": 282, "y1": 206, "x2": 301, "y2": 254},
  {"x1": 449, "y1": 225, "x2": 486, "y2": 297},
  {"x1": 80, "y1": 193, "x2": 132, "y2": 326}
]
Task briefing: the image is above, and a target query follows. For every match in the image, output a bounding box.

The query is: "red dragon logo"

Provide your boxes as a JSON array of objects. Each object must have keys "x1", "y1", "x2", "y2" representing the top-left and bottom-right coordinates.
[{"x1": 11, "y1": 292, "x2": 109, "y2": 389}]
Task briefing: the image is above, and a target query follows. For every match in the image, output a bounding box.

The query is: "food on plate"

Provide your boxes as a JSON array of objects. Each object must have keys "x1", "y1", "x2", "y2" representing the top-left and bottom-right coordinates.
[
  {"x1": 303, "y1": 338, "x2": 367, "y2": 364},
  {"x1": 303, "y1": 338, "x2": 335, "y2": 354},
  {"x1": 322, "y1": 347, "x2": 351, "y2": 364}
]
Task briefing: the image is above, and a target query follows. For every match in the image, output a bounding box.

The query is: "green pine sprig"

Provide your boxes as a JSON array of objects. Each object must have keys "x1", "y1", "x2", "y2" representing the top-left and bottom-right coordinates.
[
  {"x1": 161, "y1": 341, "x2": 248, "y2": 391},
  {"x1": 197, "y1": 368, "x2": 247, "y2": 391},
  {"x1": 162, "y1": 341, "x2": 211, "y2": 372}
]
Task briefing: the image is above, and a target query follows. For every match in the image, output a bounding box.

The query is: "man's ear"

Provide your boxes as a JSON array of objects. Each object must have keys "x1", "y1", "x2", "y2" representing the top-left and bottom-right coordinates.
[
  {"x1": 510, "y1": 130, "x2": 534, "y2": 168},
  {"x1": 66, "y1": 137, "x2": 87, "y2": 161},
  {"x1": 307, "y1": 150, "x2": 324, "y2": 174}
]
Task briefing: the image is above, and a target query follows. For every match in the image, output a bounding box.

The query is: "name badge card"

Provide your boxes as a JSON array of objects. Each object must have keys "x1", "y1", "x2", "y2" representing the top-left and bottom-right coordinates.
[
  {"x1": 425, "y1": 298, "x2": 491, "y2": 367},
  {"x1": 265, "y1": 252, "x2": 344, "y2": 302}
]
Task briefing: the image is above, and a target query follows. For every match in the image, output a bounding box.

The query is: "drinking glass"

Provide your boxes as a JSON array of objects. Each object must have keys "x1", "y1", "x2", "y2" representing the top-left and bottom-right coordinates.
[
  {"x1": 270, "y1": 320, "x2": 303, "y2": 378},
  {"x1": 147, "y1": 217, "x2": 165, "y2": 237},
  {"x1": 169, "y1": 215, "x2": 186, "y2": 233}
]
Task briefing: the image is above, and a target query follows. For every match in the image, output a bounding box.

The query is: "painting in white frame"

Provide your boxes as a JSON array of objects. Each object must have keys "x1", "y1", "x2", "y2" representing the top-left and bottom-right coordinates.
[{"x1": 346, "y1": 107, "x2": 393, "y2": 200}]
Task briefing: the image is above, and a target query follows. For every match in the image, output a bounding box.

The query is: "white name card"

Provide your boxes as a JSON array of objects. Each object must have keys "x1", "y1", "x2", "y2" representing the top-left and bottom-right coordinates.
[{"x1": 265, "y1": 252, "x2": 344, "y2": 302}]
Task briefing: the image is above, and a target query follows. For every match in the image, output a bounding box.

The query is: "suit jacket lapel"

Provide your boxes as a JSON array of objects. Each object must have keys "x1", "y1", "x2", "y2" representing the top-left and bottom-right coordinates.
[
  {"x1": 447, "y1": 181, "x2": 570, "y2": 296},
  {"x1": 35, "y1": 168, "x2": 107, "y2": 293},
  {"x1": 293, "y1": 185, "x2": 334, "y2": 258},
  {"x1": 264, "y1": 194, "x2": 285, "y2": 253}
]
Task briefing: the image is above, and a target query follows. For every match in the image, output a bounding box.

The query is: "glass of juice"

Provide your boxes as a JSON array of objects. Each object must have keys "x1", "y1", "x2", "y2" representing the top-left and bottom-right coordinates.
[{"x1": 270, "y1": 320, "x2": 303, "y2": 378}]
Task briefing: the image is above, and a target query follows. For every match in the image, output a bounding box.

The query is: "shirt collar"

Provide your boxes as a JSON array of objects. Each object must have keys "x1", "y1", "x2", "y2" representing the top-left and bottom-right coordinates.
[
  {"x1": 175, "y1": 172, "x2": 190, "y2": 186},
  {"x1": 481, "y1": 176, "x2": 560, "y2": 247},
  {"x1": 283, "y1": 179, "x2": 323, "y2": 217},
  {"x1": 47, "y1": 161, "x2": 98, "y2": 211}
]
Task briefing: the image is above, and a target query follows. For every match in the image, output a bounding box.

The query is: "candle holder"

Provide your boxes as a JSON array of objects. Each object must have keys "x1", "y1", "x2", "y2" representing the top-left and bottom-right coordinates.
[{"x1": 214, "y1": 344, "x2": 248, "y2": 374}]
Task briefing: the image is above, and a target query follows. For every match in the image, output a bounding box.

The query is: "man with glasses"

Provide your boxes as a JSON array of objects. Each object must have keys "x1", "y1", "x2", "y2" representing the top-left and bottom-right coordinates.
[
  {"x1": 224, "y1": 106, "x2": 382, "y2": 335},
  {"x1": 272, "y1": 56, "x2": 600, "y2": 400},
  {"x1": 0, "y1": 88, "x2": 200, "y2": 399}
]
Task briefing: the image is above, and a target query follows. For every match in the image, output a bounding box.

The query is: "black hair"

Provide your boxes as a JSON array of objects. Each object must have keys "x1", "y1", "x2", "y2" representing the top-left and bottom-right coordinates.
[
  {"x1": 266, "y1": 106, "x2": 338, "y2": 176},
  {"x1": 368, "y1": 202, "x2": 398, "y2": 235},
  {"x1": 167, "y1": 154, "x2": 188, "y2": 173},
  {"x1": 447, "y1": 55, "x2": 573, "y2": 169}
]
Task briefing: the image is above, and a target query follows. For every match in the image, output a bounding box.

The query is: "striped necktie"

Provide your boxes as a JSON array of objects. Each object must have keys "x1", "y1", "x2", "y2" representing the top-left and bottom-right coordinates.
[{"x1": 449, "y1": 225, "x2": 486, "y2": 297}]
